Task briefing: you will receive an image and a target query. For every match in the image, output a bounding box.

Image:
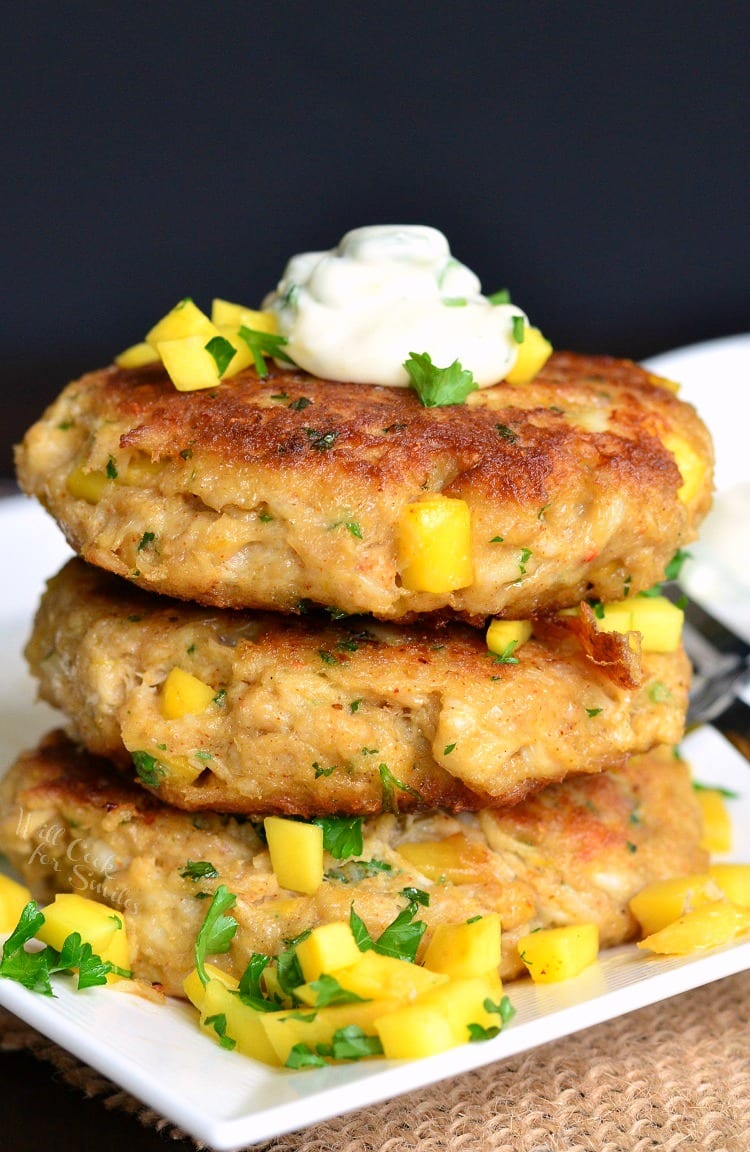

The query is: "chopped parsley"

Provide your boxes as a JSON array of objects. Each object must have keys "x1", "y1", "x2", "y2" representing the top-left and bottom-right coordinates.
[
  {"x1": 313, "y1": 762, "x2": 337, "y2": 778},
  {"x1": 307, "y1": 974, "x2": 368, "y2": 1007},
  {"x1": 286, "y1": 1043, "x2": 327, "y2": 1069},
  {"x1": 664, "y1": 548, "x2": 691, "y2": 582},
  {"x1": 137, "y1": 531, "x2": 156, "y2": 552},
  {"x1": 443, "y1": 742, "x2": 457, "y2": 755},
  {"x1": 213, "y1": 688, "x2": 227, "y2": 706},
  {"x1": 345, "y1": 521, "x2": 363, "y2": 539},
  {"x1": 349, "y1": 896, "x2": 427, "y2": 963},
  {"x1": 316, "y1": 1025, "x2": 383, "y2": 1061},
  {"x1": 378, "y1": 763, "x2": 425, "y2": 813},
  {"x1": 131, "y1": 751, "x2": 166, "y2": 788},
  {"x1": 495, "y1": 423, "x2": 517, "y2": 443},
  {"x1": 204, "y1": 1012, "x2": 236, "y2": 1050},
  {"x1": 403, "y1": 352, "x2": 477, "y2": 408},
  {"x1": 442, "y1": 296, "x2": 467, "y2": 307},
  {"x1": 511, "y1": 315, "x2": 526, "y2": 343},
  {"x1": 692, "y1": 781, "x2": 739, "y2": 800},
  {"x1": 288, "y1": 395, "x2": 312, "y2": 412},
  {"x1": 489, "y1": 535, "x2": 504, "y2": 544},
  {"x1": 518, "y1": 547, "x2": 532, "y2": 575},
  {"x1": 325, "y1": 858, "x2": 393, "y2": 883},
  {"x1": 312, "y1": 816, "x2": 363, "y2": 860},
  {"x1": 238, "y1": 326, "x2": 294, "y2": 377},
  {"x1": 106, "y1": 456, "x2": 118, "y2": 480},
  {"x1": 194, "y1": 885, "x2": 238, "y2": 986},
  {"x1": 588, "y1": 599, "x2": 606, "y2": 620},
  {"x1": 648, "y1": 681, "x2": 673, "y2": 703},
  {"x1": 349, "y1": 699, "x2": 363, "y2": 713},
  {"x1": 488, "y1": 288, "x2": 511, "y2": 305},
  {"x1": 318, "y1": 649, "x2": 339, "y2": 666},
  {"x1": 204, "y1": 335, "x2": 236, "y2": 378},
  {"x1": 303, "y1": 428, "x2": 339, "y2": 452},
  {"x1": 585, "y1": 707, "x2": 603, "y2": 718},
  {"x1": 400, "y1": 887, "x2": 430, "y2": 907},
  {"x1": 0, "y1": 903, "x2": 131, "y2": 995},
  {"x1": 180, "y1": 860, "x2": 219, "y2": 881},
  {"x1": 488, "y1": 641, "x2": 520, "y2": 665},
  {"x1": 468, "y1": 1022, "x2": 500, "y2": 1042}
]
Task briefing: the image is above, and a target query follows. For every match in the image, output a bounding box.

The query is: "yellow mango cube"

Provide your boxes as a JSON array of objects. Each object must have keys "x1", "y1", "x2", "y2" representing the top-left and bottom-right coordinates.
[
  {"x1": 146, "y1": 298, "x2": 218, "y2": 349},
  {"x1": 119, "y1": 454, "x2": 162, "y2": 486},
  {"x1": 637, "y1": 901, "x2": 750, "y2": 955},
  {"x1": 422, "y1": 914, "x2": 501, "y2": 978},
  {"x1": 36, "y1": 894, "x2": 130, "y2": 980},
  {"x1": 416, "y1": 973, "x2": 506, "y2": 1043},
  {"x1": 397, "y1": 833, "x2": 488, "y2": 884},
  {"x1": 214, "y1": 325, "x2": 256, "y2": 378},
  {"x1": 374, "y1": 1001, "x2": 457, "y2": 1058},
  {"x1": 517, "y1": 924, "x2": 599, "y2": 983},
  {"x1": 157, "y1": 334, "x2": 235, "y2": 392},
  {"x1": 709, "y1": 864, "x2": 750, "y2": 907},
  {"x1": 397, "y1": 495, "x2": 473, "y2": 593},
  {"x1": 0, "y1": 875, "x2": 34, "y2": 933},
  {"x1": 629, "y1": 596, "x2": 684, "y2": 653},
  {"x1": 646, "y1": 372, "x2": 680, "y2": 394},
  {"x1": 486, "y1": 619, "x2": 531, "y2": 657},
  {"x1": 211, "y1": 299, "x2": 278, "y2": 333},
  {"x1": 696, "y1": 789, "x2": 732, "y2": 853},
  {"x1": 160, "y1": 667, "x2": 216, "y2": 720},
  {"x1": 183, "y1": 963, "x2": 239, "y2": 1010},
  {"x1": 264, "y1": 817, "x2": 324, "y2": 895},
  {"x1": 595, "y1": 601, "x2": 634, "y2": 635},
  {"x1": 662, "y1": 432, "x2": 708, "y2": 504},
  {"x1": 295, "y1": 921, "x2": 363, "y2": 983},
  {"x1": 200, "y1": 979, "x2": 281, "y2": 1066},
  {"x1": 66, "y1": 465, "x2": 111, "y2": 504},
  {"x1": 327, "y1": 950, "x2": 447, "y2": 1002},
  {"x1": 628, "y1": 874, "x2": 718, "y2": 936},
  {"x1": 261, "y1": 998, "x2": 396, "y2": 1064},
  {"x1": 115, "y1": 341, "x2": 160, "y2": 369},
  {"x1": 504, "y1": 326, "x2": 553, "y2": 384}
]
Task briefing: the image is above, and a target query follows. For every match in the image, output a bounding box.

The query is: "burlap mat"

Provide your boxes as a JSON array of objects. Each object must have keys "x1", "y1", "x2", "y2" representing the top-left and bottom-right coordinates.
[{"x1": 2, "y1": 970, "x2": 749, "y2": 1151}]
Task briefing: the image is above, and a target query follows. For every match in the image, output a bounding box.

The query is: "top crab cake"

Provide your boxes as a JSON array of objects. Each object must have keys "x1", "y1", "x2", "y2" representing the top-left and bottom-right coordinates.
[{"x1": 15, "y1": 353, "x2": 712, "y2": 622}]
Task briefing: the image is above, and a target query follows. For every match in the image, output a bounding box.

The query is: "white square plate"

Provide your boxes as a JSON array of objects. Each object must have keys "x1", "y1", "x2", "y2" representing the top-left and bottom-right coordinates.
[{"x1": 1, "y1": 334, "x2": 749, "y2": 1150}]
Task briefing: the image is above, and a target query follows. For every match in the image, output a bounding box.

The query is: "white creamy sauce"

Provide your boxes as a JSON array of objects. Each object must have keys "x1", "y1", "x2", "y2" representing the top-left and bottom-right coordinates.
[{"x1": 264, "y1": 225, "x2": 525, "y2": 387}]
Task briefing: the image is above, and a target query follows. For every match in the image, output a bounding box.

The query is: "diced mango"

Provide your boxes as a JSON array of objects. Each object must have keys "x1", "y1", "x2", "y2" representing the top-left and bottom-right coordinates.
[
  {"x1": 115, "y1": 341, "x2": 160, "y2": 369},
  {"x1": 422, "y1": 914, "x2": 501, "y2": 978},
  {"x1": 629, "y1": 874, "x2": 719, "y2": 936},
  {"x1": 592, "y1": 596, "x2": 683, "y2": 653},
  {"x1": 0, "y1": 875, "x2": 34, "y2": 933},
  {"x1": 295, "y1": 921, "x2": 363, "y2": 983},
  {"x1": 146, "y1": 298, "x2": 218, "y2": 349},
  {"x1": 200, "y1": 979, "x2": 281, "y2": 1066},
  {"x1": 161, "y1": 752, "x2": 204, "y2": 786},
  {"x1": 261, "y1": 998, "x2": 396, "y2": 1064},
  {"x1": 160, "y1": 667, "x2": 216, "y2": 720},
  {"x1": 486, "y1": 619, "x2": 531, "y2": 657},
  {"x1": 662, "y1": 432, "x2": 707, "y2": 504},
  {"x1": 416, "y1": 973, "x2": 506, "y2": 1044},
  {"x1": 327, "y1": 950, "x2": 447, "y2": 1002},
  {"x1": 517, "y1": 924, "x2": 599, "y2": 983},
  {"x1": 211, "y1": 299, "x2": 278, "y2": 333},
  {"x1": 183, "y1": 963, "x2": 239, "y2": 1010},
  {"x1": 374, "y1": 1001, "x2": 457, "y2": 1058},
  {"x1": 637, "y1": 901, "x2": 750, "y2": 955},
  {"x1": 36, "y1": 893, "x2": 130, "y2": 981},
  {"x1": 709, "y1": 864, "x2": 750, "y2": 907},
  {"x1": 264, "y1": 817, "x2": 324, "y2": 895},
  {"x1": 504, "y1": 326, "x2": 553, "y2": 385},
  {"x1": 397, "y1": 833, "x2": 488, "y2": 884},
  {"x1": 696, "y1": 789, "x2": 733, "y2": 853},
  {"x1": 66, "y1": 465, "x2": 111, "y2": 504},
  {"x1": 157, "y1": 334, "x2": 234, "y2": 392},
  {"x1": 629, "y1": 596, "x2": 684, "y2": 653},
  {"x1": 397, "y1": 495, "x2": 473, "y2": 593}
]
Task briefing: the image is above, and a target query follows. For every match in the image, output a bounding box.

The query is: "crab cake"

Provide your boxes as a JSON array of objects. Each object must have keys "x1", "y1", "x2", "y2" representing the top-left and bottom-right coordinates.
[
  {"x1": 15, "y1": 353, "x2": 712, "y2": 623},
  {"x1": 26, "y1": 559, "x2": 691, "y2": 815},
  {"x1": 0, "y1": 733, "x2": 706, "y2": 994}
]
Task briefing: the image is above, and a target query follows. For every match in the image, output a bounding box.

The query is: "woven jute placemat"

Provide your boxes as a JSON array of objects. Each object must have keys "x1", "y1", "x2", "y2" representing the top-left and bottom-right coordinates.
[{"x1": 2, "y1": 969, "x2": 749, "y2": 1151}]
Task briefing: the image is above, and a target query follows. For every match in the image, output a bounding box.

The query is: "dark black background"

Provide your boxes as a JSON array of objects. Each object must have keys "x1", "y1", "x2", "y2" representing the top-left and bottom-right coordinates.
[
  {"x1": 3, "y1": 1, "x2": 749, "y2": 480},
  {"x1": 1, "y1": 4, "x2": 749, "y2": 1147}
]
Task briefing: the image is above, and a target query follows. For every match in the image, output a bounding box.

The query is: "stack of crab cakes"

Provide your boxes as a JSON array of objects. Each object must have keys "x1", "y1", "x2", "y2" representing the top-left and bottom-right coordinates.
[{"x1": 2, "y1": 345, "x2": 714, "y2": 993}]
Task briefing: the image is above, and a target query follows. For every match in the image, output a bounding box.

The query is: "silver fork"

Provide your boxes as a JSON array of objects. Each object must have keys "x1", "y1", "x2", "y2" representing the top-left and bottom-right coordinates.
[{"x1": 665, "y1": 583, "x2": 750, "y2": 761}]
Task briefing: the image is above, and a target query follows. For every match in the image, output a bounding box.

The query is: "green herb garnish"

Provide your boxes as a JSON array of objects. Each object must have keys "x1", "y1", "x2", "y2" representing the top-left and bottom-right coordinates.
[
  {"x1": 378, "y1": 763, "x2": 425, "y2": 813},
  {"x1": 308, "y1": 973, "x2": 368, "y2": 1008},
  {"x1": 136, "y1": 531, "x2": 155, "y2": 552},
  {"x1": 403, "y1": 352, "x2": 477, "y2": 408},
  {"x1": 194, "y1": 885, "x2": 238, "y2": 986},
  {"x1": 204, "y1": 1012, "x2": 237, "y2": 1050},
  {"x1": 180, "y1": 860, "x2": 219, "y2": 881},
  {"x1": 238, "y1": 326, "x2": 294, "y2": 378},
  {"x1": 131, "y1": 751, "x2": 166, "y2": 788},
  {"x1": 106, "y1": 457, "x2": 118, "y2": 480},
  {"x1": 312, "y1": 816, "x2": 364, "y2": 860},
  {"x1": 488, "y1": 288, "x2": 511, "y2": 305},
  {"x1": 204, "y1": 336, "x2": 236, "y2": 378}
]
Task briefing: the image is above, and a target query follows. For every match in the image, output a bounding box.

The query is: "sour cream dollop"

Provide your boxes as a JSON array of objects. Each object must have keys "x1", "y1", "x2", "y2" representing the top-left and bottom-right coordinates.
[{"x1": 264, "y1": 225, "x2": 525, "y2": 388}]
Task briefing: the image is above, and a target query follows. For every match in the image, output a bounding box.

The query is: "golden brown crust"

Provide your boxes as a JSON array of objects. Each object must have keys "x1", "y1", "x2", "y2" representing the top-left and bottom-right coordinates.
[
  {"x1": 0, "y1": 732, "x2": 707, "y2": 993},
  {"x1": 15, "y1": 352, "x2": 713, "y2": 620},
  {"x1": 26, "y1": 559, "x2": 690, "y2": 815}
]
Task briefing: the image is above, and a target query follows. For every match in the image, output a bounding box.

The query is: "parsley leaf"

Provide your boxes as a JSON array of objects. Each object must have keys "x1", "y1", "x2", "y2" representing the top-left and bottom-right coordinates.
[
  {"x1": 312, "y1": 816, "x2": 363, "y2": 860},
  {"x1": 318, "y1": 1025, "x2": 383, "y2": 1061},
  {"x1": 137, "y1": 531, "x2": 156, "y2": 552},
  {"x1": 307, "y1": 974, "x2": 368, "y2": 1007},
  {"x1": 488, "y1": 641, "x2": 519, "y2": 665},
  {"x1": 664, "y1": 548, "x2": 691, "y2": 582},
  {"x1": 403, "y1": 352, "x2": 477, "y2": 408},
  {"x1": 400, "y1": 887, "x2": 430, "y2": 907},
  {"x1": 204, "y1": 335, "x2": 236, "y2": 378},
  {"x1": 350, "y1": 898, "x2": 427, "y2": 963},
  {"x1": 238, "y1": 326, "x2": 294, "y2": 377},
  {"x1": 488, "y1": 288, "x2": 511, "y2": 305},
  {"x1": 194, "y1": 885, "x2": 238, "y2": 986},
  {"x1": 495, "y1": 423, "x2": 517, "y2": 443},
  {"x1": 180, "y1": 860, "x2": 219, "y2": 881},
  {"x1": 204, "y1": 1012, "x2": 237, "y2": 1050},
  {"x1": 325, "y1": 858, "x2": 393, "y2": 883},
  {"x1": 511, "y1": 315, "x2": 526, "y2": 343},
  {"x1": 286, "y1": 1042, "x2": 327, "y2": 1069},
  {"x1": 131, "y1": 750, "x2": 166, "y2": 788},
  {"x1": 378, "y1": 763, "x2": 425, "y2": 814},
  {"x1": 585, "y1": 707, "x2": 603, "y2": 718},
  {"x1": 692, "y1": 781, "x2": 740, "y2": 800},
  {"x1": 106, "y1": 456, "x2": 118, "y2": 480},
  {"x1": 468, "y1": 1022, "x2": 500, "y2": 1041},
  {"x1": 485, "y1": 995, "x2": 516, "y2": 1025},
  {"x1": 0, "y1": 902, "x2": 53, "y2": 995}
]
